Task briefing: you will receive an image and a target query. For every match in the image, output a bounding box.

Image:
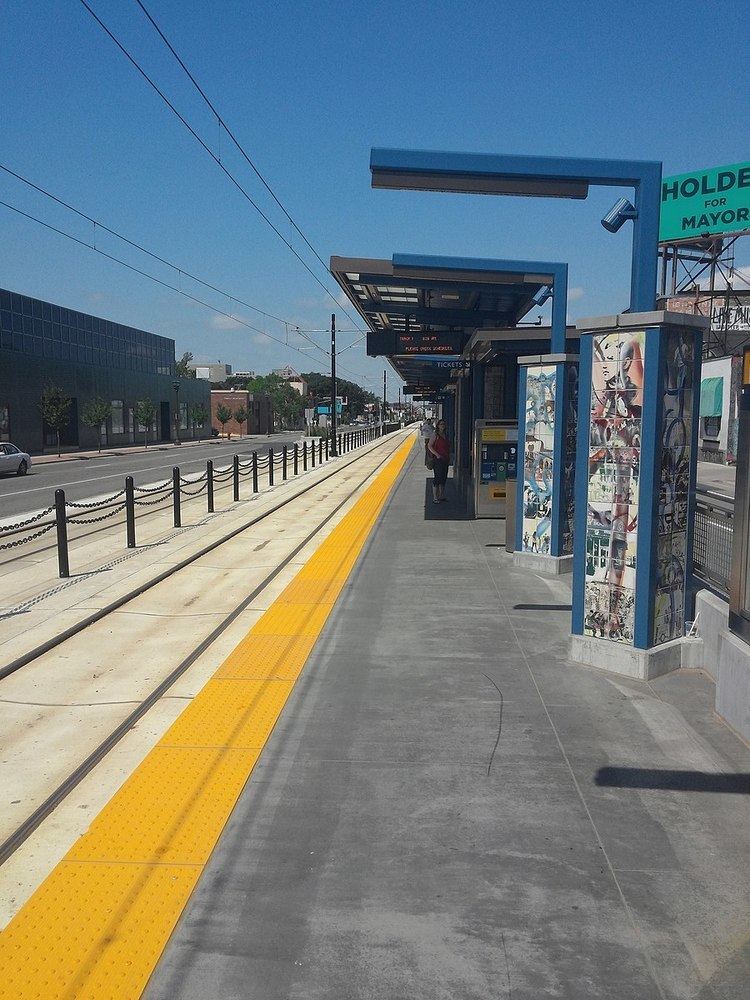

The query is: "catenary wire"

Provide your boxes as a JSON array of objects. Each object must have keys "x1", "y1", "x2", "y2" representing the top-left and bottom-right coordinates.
[
  {"x1": 0, "y1": 196, "x2": 372, "y2": 383},
  {"x1": 78, "y1": 0, "x2": 365, "y2": 334},
  {"x1": 134, "y1": 0, "x2": 327, "y2": 276},
  {"x1": 0, "y1": 198, "x2": 328, "y2": 363},
  {"x1": 0, "y1": 162, "x2": 315, "y2": 336}
]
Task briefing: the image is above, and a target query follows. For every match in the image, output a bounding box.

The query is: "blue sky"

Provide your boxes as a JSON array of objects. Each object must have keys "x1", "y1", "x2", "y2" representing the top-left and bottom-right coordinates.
[{"x1": 1, "y1": 0, "x2": 748, "y2": 390}]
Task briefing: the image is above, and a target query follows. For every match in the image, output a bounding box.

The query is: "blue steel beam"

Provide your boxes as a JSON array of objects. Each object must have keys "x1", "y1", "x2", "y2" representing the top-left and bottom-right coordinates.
[{"x1": 372, "y1": 151, "x2": 662, "y2": 313}]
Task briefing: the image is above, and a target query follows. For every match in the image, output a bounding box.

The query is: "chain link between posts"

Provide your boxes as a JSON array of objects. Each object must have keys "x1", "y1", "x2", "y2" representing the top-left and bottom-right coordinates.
[
  {"x1": 0, "y1": 522, "x2": 56, "y2": 550},
  {"x1": 0, "y1": 506, "x2": 55, "y2": 532},
  {"x1": 65, "y1": 490, "x2": 125, "y2": 509},
  {"x1": 67, "y1": 503, "x2": 127, "y2": 526}
]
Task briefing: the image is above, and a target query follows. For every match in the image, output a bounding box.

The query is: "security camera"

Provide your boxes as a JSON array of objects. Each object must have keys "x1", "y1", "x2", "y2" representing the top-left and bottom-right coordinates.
[{"x1": 601, "y1": 197, "x2": 638, "y2": 233}]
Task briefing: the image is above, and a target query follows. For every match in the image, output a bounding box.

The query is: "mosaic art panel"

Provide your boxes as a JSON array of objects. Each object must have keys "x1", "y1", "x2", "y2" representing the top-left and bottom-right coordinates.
[
  {"x1": 584, "y1": 330, "x2": 644, "y2": 644},
  {"x1": 561, "y1": 363, "x2": 578, "y2": 555},
  {"x1": 522, "y1": 365, "x2": 555, "y2": 555},
  {"x1": 653, "y1": 329, "x2": 694, "y2": 645}
]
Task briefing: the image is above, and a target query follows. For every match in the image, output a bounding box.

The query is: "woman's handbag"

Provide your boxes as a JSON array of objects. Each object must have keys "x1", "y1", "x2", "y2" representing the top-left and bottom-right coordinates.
[{"x1": 424, "y1": 444, "x2": 434, "y2": 470}]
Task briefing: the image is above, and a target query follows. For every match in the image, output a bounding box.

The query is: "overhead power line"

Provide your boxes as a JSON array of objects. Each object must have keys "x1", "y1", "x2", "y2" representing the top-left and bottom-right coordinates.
[
  {"x1": 1, "y1": 162, "x2": 293, "y2": 331},
  {"x1": 0, "y1": 198, "x2": 328, "y2": 363},
  {"x1": 78, "y1": 0, "x2": 365, "y2": 334},
  {"x1": 134, "y1": 0, "x2": 329, "y2": 276},
  {"x1": 0, "y1": 197, "x2": 375, "y2": 382}
]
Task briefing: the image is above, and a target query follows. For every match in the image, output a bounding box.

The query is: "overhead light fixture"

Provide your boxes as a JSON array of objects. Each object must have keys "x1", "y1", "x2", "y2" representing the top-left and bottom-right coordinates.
[{"x1": 601, "y1": 197, "x2": 638, "y2": 233}]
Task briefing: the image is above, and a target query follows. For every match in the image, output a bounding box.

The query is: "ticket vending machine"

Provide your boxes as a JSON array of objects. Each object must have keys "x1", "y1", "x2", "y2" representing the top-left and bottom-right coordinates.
[{"x1": 473, "y1": 419, "x2": 518, "y2": 518}]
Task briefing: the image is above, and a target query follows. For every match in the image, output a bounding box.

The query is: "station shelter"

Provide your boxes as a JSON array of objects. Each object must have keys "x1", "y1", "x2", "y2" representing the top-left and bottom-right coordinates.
[{"x1": 331, "y1": 253, "x2": 575, "y2": 539}]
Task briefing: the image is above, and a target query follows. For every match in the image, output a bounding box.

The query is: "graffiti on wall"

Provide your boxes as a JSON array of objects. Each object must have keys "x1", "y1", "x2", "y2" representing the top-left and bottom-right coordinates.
[
  {"x1": 654, "y1": 329, "x2": 694, "y2": 644},
  {"x1": 522, "y1": 365, "x2": 555, "y2": 555},
  {"x1": 561, "y1": 364, "x2": 578, "y2": 555},
  {"x1": 584, "y1": 331, "x2": 644, "y2": 643}
]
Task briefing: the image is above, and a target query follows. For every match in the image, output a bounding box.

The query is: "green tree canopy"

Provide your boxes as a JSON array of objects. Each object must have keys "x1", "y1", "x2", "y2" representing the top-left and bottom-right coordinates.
[
  {"x1": 175, "y1": 352, "x2": 195, "y2": 378},
  {"x1": 219, "y1": 374, "x2": 303, "y2": 429},
  {"x1": 216, "y1": 404, "x2": 232, "y2": 430},
  {"x1": 80, "y1": 396, "x2": 112, "y2": 452},
  {"x1": 234, "y1": 405, "x2": 248, "y2": 434},
  {"x1": 134, "y1": 398, "x2": 157, "y2": 447},
  {"x1": 39, "y1": 382, "x2": 72, "y2": 456},
  {"x1": 301, "y1": 372, "x2": 379, "y2": 419}
]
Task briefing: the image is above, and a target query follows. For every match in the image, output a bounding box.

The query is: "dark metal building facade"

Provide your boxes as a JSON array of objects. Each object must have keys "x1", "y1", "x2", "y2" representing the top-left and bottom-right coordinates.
[{"x1": 0, "y1": 287, "x2": 210, "y2": 452}]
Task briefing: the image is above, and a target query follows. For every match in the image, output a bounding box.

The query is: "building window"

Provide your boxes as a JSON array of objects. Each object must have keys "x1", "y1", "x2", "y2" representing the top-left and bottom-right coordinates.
[
  {"x1": 111, "y1": 400, "x2": 124, "y2": 435},
  {"x1": 179, "y1": 401, "x2": 188, "y2": 431},
  {"x1": 0, "y1": 405, "x2": 9, "y2": 442}
]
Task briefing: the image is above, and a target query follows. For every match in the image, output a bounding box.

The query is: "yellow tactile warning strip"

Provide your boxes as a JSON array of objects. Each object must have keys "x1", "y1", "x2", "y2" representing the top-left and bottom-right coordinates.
[{"x1": 0, "y1": 436, "x2": 414, "y2": 1000}]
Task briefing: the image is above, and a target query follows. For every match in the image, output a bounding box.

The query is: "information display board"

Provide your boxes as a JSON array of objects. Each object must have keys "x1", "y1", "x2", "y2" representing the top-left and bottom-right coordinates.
[{"x1": 398, "y1": 330, "x2": 463, "y2": 355}]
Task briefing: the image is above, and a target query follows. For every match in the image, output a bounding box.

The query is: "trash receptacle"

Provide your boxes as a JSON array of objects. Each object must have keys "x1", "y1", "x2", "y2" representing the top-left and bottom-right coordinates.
[{"x1": 505, "y1": 477, "x2": 517, "y2": 554}]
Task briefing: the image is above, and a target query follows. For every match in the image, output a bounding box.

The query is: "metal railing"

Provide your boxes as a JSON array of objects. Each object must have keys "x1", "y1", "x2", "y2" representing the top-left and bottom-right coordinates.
[
  {"x1": 693, "y1": 486, "x2": 734, "y2": 598},
  {"x1": 0, "y1": 424, "x2": 395, "y2": 578}
]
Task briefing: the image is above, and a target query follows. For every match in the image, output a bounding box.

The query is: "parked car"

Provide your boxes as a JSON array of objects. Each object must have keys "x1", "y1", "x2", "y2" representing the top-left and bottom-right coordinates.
[{"x1": 0, "y1": 443, "x2": 31, "y2": 476}]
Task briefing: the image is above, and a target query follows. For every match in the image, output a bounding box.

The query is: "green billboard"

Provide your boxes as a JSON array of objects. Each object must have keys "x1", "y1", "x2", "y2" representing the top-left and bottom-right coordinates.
[{"x1": 660, "y1": 161, "x2": 750, "y2": 243}]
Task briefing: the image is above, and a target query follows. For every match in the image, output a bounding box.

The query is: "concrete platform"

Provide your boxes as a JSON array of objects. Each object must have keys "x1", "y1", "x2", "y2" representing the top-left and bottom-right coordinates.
[{"x1": 145, "y1": 456, "x2": 750, "y2": 999}]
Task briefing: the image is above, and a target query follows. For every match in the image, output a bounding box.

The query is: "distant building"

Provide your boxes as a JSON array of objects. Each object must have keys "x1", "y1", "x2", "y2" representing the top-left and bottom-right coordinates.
[
  {"x1": 210, "y1": 388, "x2": 273, "y2": 436},
  {"x1": 189, "y1": 361, "x2": 233, "y2": 383},
  {"x1": 0, "y1": 287, "x2": 209, "y2": 453},
  {"x1": 273, "y1": 365, "x2": 307, "y2": 397},
  {"x1": 232, "y1": 370, "x2": 256, "y2": 380}
]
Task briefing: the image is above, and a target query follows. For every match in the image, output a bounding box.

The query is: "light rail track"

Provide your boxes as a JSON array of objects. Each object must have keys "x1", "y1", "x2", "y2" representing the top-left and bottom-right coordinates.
[{"x1": 0, "y1": 431, "x2": 414, "y2": 868}]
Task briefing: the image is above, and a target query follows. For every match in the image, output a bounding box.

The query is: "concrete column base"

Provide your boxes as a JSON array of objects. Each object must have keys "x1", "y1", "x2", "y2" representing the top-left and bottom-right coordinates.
[
  {"x1": 715, "y1": 628, "x2": 750, "y2": 744},
  {"x1": 513, "y1": 551, "x2": 573, "y2": 575},
  {"x1": 569, "y1": 633, "x2": 700, "y2": 681}
]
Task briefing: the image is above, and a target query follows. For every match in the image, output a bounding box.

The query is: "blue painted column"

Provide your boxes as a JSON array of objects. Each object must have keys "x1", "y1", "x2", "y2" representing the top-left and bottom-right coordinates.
[{"x1": 570, "y1": 312, "x2": 707, "y2": 679}]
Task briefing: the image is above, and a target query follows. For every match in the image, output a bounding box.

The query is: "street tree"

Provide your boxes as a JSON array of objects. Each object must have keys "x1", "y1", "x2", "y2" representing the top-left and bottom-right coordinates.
[
  {"x1": 190, "y1": 402, "x2": 209, "y2": 441},
  {"x1": 234, "y1": 405, "x2": 248, "y2": 436},
  {"x1": 175, "y1": 352, "x2": 195, "y2": 378},
  {"x1": 134, "y1": 398, "x2": 157, "y2": 448},
  {"x1": 80, "y1": 396, "x2": 111, "y2": 452},
  {"x1": 302, "y1": 372, "x2": 378, "y2": 420},
  {"x1": 216, "y1": 403, "x2": 232, "y2": 439},
  {"x1": 39, "y1": 382, "x2": 72, "y2": 457}
]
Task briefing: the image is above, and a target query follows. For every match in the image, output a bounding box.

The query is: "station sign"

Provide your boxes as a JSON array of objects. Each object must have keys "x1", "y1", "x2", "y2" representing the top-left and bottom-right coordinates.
[
  {"x1": 660, "y1": 162, "x2": 750, "y2": 243},
  {"x1": 397, "y1": 330, "x2": 463, "y2": 355}
]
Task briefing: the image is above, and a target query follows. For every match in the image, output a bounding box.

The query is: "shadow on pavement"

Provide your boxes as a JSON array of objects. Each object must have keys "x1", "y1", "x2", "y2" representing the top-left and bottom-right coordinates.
[
  {"x1": 422, "y1": 476, "x2": 472, "y2": 521},
  {"x1": 596, "y1": 767, "x2": 750, "y2": 794}
]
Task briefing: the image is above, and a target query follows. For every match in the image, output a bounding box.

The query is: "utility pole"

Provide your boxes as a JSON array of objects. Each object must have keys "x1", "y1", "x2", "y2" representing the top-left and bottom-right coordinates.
[
  {"x1": 382, "y1": 370, "x2": 387, "y2": 424},
  {"x1": 330, "y1": 313, "x2": 338, "y2": 456}
]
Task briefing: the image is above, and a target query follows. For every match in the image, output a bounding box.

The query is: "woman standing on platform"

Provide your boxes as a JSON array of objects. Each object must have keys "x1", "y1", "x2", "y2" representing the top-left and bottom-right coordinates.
[{"x1": 428, "y1": 419, "x2": 450, "y2": 503}]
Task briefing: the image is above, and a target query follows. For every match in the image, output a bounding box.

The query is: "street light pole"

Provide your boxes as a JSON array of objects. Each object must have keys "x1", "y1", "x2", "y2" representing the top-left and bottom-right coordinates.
[
  {"x1": 172, "y1": 379, "x2": 181, "y2": 445},
  {"x1": 330, "y1": 313, "x2": 338, "y2": 457},
  {"x1": 382, "y1": 370, "x2": 387, "y2": 424}
]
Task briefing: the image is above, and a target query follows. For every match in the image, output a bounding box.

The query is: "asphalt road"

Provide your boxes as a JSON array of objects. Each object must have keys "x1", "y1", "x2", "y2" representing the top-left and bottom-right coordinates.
[{"x1": 0, "y1": 433, "x2": 315, "y2": 518}]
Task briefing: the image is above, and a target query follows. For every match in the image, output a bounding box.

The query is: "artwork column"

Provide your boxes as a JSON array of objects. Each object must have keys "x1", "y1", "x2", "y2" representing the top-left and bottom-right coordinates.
[
  {"x1": 514, "y1": 354, "x2": 579, "y2": 574},
  {"x1": 570, "y1": 312, "x2": 706, "y2": 679}
]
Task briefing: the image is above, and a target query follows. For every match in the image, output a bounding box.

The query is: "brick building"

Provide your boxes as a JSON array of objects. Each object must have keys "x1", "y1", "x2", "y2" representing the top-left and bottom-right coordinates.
[{"x1": 210, "y1": 389, "x2": 273, "y2": 436}]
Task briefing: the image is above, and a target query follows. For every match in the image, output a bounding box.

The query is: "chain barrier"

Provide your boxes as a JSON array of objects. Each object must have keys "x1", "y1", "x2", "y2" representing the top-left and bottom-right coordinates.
[
  {"x1": 134, "y1": 479, "x2": 172, "y2": 495},
  {"x1": 179, "y1": 481, "x2": 209, "y2": 498},
  {"x1": 0, "y1": 522, "x2": 56, "y2": 551},
  {"x1": 133, "y1": 494, "x2": 172, "y2": 507},
  {"x1": 65, "y1": 490, "x2": 125, "y2": 509},
  {"x1": 4, "y1": 427, "x2": 395, "y2": 574},
  {"x1": 0, "y1": 506, "x2": 55, "y2": 533},
  {"x1": 67, "y1": 503, "x2": 127, "y2": 526}
]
